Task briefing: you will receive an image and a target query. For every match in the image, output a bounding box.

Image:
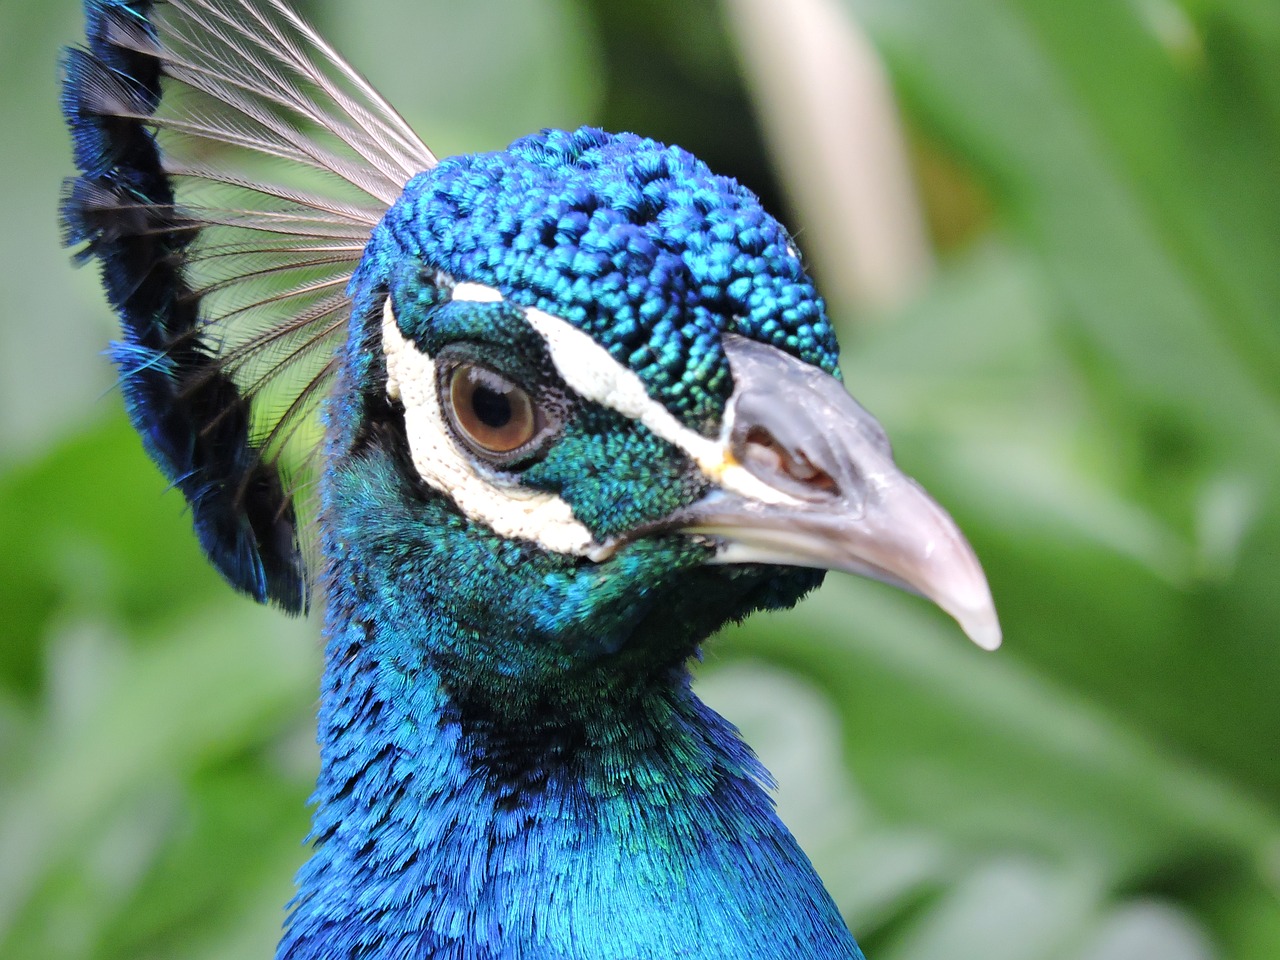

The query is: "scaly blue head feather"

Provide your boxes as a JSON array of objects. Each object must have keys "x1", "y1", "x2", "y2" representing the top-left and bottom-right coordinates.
[
  {"x1": 382, "y1": 127, "x2": 839, "y2": 425},
  {"x1": 63, "y1": 2, "x2": 1001, "y2": 958}
]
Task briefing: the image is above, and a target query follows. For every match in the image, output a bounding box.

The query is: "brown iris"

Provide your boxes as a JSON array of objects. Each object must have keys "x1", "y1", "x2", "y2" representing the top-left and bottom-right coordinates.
[{"x1": 446, "y1": 363, "x2": 539, "y2": 455}]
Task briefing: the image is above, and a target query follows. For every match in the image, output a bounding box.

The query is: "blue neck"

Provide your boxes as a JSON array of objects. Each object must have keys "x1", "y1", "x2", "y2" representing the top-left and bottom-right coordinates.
[{"x1": 279, "y1": 625, "x2": 861, "y2": 959}]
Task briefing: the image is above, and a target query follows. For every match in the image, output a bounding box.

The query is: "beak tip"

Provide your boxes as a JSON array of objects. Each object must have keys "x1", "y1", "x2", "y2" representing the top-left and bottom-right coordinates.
[
  {"x1": 923, "y1": 542, "x2": 1003, "y2": 651},
  {"x1": 947, "y1": 588, "x2": 1002, "y2": 650},
  {"x1": 963, "y1": 616, "x2": 1003, "y2": 651}
]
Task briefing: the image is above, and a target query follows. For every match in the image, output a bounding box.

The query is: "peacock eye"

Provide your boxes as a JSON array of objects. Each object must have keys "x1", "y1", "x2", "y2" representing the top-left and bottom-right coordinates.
[{"x1": 444, "y1": 362, "x2": 543, "y2": 458}]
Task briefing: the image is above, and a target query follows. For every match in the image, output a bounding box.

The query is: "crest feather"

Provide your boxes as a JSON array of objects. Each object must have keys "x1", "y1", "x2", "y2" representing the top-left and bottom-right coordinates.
[{"x1": 61, "y1": 0, "x2": 436, "y2": 609}]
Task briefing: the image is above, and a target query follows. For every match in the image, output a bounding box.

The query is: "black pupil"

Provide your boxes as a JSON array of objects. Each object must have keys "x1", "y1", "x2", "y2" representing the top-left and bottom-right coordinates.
[{"x1": 471, "y1": 382, "x2": 512, "y2": 428}]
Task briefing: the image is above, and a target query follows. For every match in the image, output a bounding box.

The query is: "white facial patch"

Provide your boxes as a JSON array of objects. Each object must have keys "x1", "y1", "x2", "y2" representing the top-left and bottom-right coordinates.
[
  {"x1": 383, "y1": 280, "x2": 802, "y2": 559},
  {"x1": 381, "y1": 298, "x2": 610, "y2": 559},
  {"x1": 522, "y1": 306, "x2": 800, "y2": 506},
  {"x1": 451, "y1": 282, "x2": 504, "y2": 304}
]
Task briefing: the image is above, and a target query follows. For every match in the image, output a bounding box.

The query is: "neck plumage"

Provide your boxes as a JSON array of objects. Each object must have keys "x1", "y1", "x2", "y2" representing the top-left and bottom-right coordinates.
[{"x1": 276, "y1": 416, "x2": 861, "y2": 960}]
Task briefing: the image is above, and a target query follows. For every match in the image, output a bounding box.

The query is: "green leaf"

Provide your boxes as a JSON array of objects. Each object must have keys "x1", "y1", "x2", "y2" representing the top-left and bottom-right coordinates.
[
  {"x1": 319, "y1": 0, "x2": 604, "y2": 157},
  {"x1": 0, "y1": 604, "x2": 317, "y2": 956},
  {"x1": 840, "y1": 0, "x2": 1280, "y2": 461}
]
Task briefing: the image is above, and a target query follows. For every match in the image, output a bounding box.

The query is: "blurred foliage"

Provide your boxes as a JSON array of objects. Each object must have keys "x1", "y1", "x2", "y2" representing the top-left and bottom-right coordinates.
[{"x1": 2, "y1": 0, "x2": 1278, "y2": 957}]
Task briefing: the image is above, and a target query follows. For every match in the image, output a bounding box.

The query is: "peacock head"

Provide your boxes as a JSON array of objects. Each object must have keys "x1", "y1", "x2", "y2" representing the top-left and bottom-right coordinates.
[{"x1": 334, "y1": 127, "x2": 998, "y2": 695}]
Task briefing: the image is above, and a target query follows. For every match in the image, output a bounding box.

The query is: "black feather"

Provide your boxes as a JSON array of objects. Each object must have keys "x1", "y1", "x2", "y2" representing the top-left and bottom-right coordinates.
[{"x1": 63, "y1": 0, "x2": 303, "y2": 609}]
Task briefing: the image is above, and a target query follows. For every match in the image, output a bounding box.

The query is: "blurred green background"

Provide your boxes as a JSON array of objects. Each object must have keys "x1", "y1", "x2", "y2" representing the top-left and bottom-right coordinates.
[{"x1": 2, "y1": 0, "x2": 1278, "y2": 957}]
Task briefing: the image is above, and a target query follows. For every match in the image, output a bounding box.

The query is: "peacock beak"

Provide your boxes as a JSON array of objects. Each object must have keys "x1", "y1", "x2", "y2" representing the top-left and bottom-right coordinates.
[{"x1": 672, "y1": 335, "x2": 1001, "y2": 650}]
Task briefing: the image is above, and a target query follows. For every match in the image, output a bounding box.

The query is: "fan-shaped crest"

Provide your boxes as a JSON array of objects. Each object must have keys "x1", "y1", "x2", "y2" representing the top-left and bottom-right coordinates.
[{"x1": 61, "y1": 0, "x2": 436, "y2": 610}]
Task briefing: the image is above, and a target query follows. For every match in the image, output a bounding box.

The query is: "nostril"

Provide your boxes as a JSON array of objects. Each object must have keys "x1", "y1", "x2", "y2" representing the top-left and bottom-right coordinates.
[{"x1": 739, "y1": 426, "x2": 839, "y2": 496}]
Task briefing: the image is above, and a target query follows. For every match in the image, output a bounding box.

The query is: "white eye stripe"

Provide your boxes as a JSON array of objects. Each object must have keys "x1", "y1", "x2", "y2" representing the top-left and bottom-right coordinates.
[
  {"x1": 522, "y1": 306, "x2": 799, "y2": 506},
  {"x1": 451, "y1": 281, "x2": 505, "y2": 304},
  {"x1": 444, "y1": 279, "x2": 796, "y2": 503},
  {"x1": 381, "y1": 298, "x2": 610, "y2": 559}
]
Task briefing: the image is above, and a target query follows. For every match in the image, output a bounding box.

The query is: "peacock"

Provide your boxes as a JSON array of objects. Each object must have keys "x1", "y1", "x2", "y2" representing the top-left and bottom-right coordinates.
[{"x1": 60, "y1": 1, "x2": 1000, "y2": 957}]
